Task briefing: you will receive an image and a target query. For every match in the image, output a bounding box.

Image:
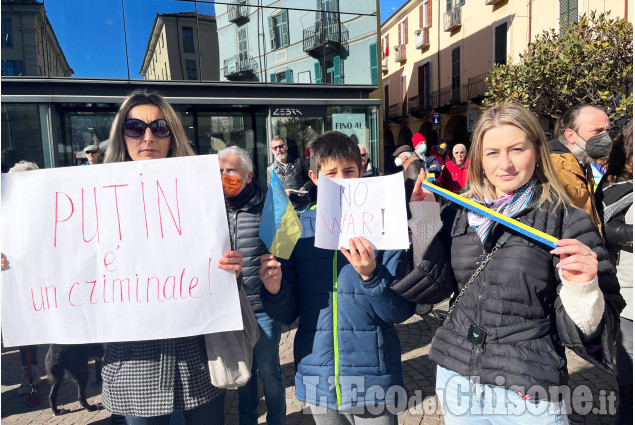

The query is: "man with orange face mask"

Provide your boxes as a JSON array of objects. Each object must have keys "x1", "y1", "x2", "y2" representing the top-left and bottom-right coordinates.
[{"x1": 218, "y1": 147, "x2": 287, "y2": 425}]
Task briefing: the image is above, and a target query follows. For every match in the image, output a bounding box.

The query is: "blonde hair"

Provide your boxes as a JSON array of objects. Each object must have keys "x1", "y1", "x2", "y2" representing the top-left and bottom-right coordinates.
[
  {"x1": 464, "y1": 103, "x2": 571, "y2": 209},
  {"x1": 104, "y1": 90, "x2": 194, "y2": 163}
]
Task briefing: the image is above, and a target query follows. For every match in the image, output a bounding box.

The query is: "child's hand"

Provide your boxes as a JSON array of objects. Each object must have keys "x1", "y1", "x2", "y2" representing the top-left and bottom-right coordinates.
[
  {"x1": 218, "y1": 250, "x2": 244, "y2": 278},
  {"x1": 259, "y1": 254, "x2": 282, "y2": 295},
  {"x1": 340, "y1": 236, "x2": 376, "y2": 280},
  {"x1": 411, "y1": 168, "x2": 435, "y2": 203},
  {"x1": 551, "y1": 239, "x2": 598, "y2": 283}
]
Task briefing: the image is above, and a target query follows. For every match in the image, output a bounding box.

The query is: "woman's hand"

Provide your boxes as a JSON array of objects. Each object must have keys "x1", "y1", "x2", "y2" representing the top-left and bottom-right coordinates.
[
  {"x1": 411, "y1": 168, "x2": 436, "y2": 203},
  {"x1": 551, "y1": 239, "x2": 598, "y2": 283},
  {"x1": 259, "y1": 254, "x2": 282, "y2": 295},
  {"x1": 1, "y1": 253, "x2": 6, "y2": 271},
  {"x1": 218, "y1": 250, "x2": 244, "y2": 278},
  {"x1": 339, "y1": 236, "x2": 376, "y2": 280}
]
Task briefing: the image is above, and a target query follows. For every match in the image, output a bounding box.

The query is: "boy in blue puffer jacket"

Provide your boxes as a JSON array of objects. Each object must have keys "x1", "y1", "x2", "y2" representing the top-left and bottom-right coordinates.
[{"x1": 259, "y1": 131, "x2": 415, "y2": 424}]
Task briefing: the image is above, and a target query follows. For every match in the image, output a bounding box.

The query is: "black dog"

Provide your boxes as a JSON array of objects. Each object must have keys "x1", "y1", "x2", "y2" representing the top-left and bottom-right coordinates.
[{"x1": 45, "y1": 343, "x2": 105, "y2": 415}]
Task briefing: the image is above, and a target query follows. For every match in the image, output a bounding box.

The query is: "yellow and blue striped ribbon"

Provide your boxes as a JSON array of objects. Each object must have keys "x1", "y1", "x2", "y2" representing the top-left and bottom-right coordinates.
[{"x1": 420, "y1": 180, "x2": 559, "y2": 249}]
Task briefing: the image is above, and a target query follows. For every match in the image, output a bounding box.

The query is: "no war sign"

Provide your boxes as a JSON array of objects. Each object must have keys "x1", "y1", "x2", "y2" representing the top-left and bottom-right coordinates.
[
  {"x1": 1, "y1": 155, "x2": 242, "y2": 346},
  {"x1": 314, "y1": 173, "x2": 409, "y2": 250}
]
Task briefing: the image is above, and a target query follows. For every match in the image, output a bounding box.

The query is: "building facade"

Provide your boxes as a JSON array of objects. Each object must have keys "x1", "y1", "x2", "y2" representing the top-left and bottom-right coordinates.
[
  {"x1": 380, "y1": 0, "x2": 632, "y2": 171},
  {"x1": 1, "y1": 0, "x2": 382, "y2": 185},
  {"x1": 1, "y1": 0, "x2": 72, "y2": 77}
]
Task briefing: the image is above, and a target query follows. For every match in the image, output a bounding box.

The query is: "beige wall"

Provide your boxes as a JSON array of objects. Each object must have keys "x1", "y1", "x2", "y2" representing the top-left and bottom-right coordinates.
[
  {"x1": 379, "y1": 0, "x2": 630, "y2": 154},
  {"x1": 141, "y1": 16, "x2": 219, "y2": 81}
]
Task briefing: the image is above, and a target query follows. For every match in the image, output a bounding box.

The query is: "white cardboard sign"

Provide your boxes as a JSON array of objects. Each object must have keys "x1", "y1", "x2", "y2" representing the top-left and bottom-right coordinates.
[
  {"x1": 1, "y1": 155, "x2": 242, "y2": 347},
  {"x1": 314, "y1": 173, "x2": 409, "y2": 250}
]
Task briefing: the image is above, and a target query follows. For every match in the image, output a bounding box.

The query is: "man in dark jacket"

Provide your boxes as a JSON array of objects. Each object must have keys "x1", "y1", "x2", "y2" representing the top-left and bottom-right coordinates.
[
  {"x1": 219, "y1": 146, "x2": 286, "y2": 425},
  {"x1": 267, "y1": 136, "x2": 315, "y2": 215}
]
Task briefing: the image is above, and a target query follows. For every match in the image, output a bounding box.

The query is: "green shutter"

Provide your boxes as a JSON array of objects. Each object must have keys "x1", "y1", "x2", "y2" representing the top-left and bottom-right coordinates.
[
  {"x1": 267, "y1": 15, "x2": 276, "y2": 49},
  {"x1": 333, "y1": 55, "x2": 341, "y2": 84},
  {"x1": 285, "y1": 68, "x2": 292, "y2": 83},
  {"x1": 446, "y1": 0, "x2": 452, "y2": 11},
  {"x1": 314, "y1": 62, "x2": 322, "y2": 83},
  {"x1": 281, "y1": 9, "x2": 289, "y2": 46},
  {"x1": 369, "y1": 43, "x2": 378, "y2": 85},
  {"x1": 270, "y1": 73, "x2": 276, "y2": 82}
]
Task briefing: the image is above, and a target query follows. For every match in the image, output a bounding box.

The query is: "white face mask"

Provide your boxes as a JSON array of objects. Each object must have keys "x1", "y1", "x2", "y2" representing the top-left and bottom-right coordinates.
[{"x1": 394, "y1": 157, "x2": 403, "y2": 167}]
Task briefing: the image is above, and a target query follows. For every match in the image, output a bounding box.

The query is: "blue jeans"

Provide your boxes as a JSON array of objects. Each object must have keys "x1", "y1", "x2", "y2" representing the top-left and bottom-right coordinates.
[
  {"x1": 124, "y1": 392, "x2": 225, "y2": 425},
  {"x1": 435, "y1": 366, "x2": 568, "y2": 425},
  {"x1": 237, "y1": 312, "x2": 286, "y2": 425}
]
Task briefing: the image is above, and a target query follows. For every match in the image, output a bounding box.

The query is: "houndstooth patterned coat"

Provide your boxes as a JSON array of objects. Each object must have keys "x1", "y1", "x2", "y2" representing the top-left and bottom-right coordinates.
[{"x1": 101, "y1": 335, "x2": 224, "y2": 417}]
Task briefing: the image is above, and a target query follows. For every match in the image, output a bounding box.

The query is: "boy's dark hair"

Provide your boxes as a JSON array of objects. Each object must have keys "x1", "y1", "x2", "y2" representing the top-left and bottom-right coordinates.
[{"x1": 309, "y1": 131, "x2": 362, "y2": 176}]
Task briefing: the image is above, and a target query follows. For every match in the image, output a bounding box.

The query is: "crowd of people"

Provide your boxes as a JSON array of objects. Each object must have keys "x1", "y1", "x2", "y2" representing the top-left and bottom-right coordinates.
[{"x1": 3, "y1": 90, "x2": 632, "y2": 425}]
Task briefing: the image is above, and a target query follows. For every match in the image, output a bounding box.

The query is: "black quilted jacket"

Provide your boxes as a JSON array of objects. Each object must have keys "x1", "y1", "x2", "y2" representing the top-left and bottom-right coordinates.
[
  {"x1": 391, "y1": 194, "x2": 625, "y2": 399},
  {"x1": 226, "y1": 182, "x2": 269, "y2": 312}
]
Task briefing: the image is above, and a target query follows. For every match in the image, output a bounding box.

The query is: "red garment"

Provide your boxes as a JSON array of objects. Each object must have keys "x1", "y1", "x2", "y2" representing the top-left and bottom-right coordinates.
[
  {"x1": 439, "y1": 159, "x2": 469, "y2": 193},
  {"x1": 430, "y1": 147, "x2": 451, "y2": 167}
]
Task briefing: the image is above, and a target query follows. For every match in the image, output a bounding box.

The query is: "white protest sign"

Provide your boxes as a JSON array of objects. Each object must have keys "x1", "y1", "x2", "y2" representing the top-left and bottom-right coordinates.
[
  {"x1": 314, "y1": 173, "x2": 409, "y2": 250},
  {"x1": 1, "y1": 155, "x2": 242, "y2": 347}
]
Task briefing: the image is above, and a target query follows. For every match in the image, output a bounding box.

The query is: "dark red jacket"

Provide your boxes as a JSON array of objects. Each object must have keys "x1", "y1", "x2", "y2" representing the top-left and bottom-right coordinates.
[{"x1": 439, "y1": 159, "x2": 469, "y2": 193}]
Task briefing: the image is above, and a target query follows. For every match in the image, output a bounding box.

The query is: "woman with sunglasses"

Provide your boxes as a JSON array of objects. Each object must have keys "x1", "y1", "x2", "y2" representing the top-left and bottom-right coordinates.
[
  {"x1": 103, "y1": 90, "x2": 243, "y2": 425},
  {"x1": 391, "y1": 104, "x2": 624, "y2": 424}
]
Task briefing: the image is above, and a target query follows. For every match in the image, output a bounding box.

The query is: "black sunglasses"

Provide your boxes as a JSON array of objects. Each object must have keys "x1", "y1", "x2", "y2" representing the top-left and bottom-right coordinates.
[
  {"x1": 123, "y1": 118, "x2": 172, "y2": 138},
  {"x1": 86, "y1": 149, "x2": 99, "y2": 154}
]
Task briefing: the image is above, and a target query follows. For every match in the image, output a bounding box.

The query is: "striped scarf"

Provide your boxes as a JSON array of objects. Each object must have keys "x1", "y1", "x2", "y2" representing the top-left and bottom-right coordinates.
[{"x1": 468, "y1": 179, "x2": 537, "y2": 243}]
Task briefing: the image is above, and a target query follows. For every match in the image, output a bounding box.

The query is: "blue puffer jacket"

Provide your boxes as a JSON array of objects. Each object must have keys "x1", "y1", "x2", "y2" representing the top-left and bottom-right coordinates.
[{"x1": 261, "y1": 207, "x2": 415, "y2": 410}]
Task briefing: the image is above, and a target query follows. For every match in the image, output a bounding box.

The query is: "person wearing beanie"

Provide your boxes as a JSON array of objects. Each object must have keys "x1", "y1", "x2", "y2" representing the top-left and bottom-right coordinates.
[{"x1": 408, "y1": 133, "x2": 441, "y2": 182}]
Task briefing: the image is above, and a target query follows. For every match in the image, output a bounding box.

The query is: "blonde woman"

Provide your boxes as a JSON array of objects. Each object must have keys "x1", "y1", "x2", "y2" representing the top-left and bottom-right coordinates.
[
  {"x1": 391, "y1": 103, "x2": 624, "y2": 424},
  {"x1": 102, "y1": 90, "x2": 243, "y2": 425}
]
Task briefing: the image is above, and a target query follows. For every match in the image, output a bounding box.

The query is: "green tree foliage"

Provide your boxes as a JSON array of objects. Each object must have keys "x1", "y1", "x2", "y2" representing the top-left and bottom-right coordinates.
[{"x1": 483, "y1": 12, "x2": 633, "y2": 128}]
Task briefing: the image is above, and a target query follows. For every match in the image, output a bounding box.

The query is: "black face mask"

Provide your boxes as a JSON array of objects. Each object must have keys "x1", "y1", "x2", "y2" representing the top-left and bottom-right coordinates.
[{"x1": 581, "y1": 132, "x2": 613, "y2": 159}]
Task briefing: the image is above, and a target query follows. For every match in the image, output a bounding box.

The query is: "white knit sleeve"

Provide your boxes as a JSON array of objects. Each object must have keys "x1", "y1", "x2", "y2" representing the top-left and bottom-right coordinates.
[
  {"x1": 558, "y1": 270, "x2": 605, "y2": 337},
  {"x1": 407, "y1": 201, "x2": 443, "y2": 264}
]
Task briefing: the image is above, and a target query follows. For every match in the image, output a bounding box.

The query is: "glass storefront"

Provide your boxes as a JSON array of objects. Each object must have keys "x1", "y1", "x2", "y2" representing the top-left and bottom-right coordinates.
[{"x1": 2, "y1": 98, "x2": 380, "y2": 183}]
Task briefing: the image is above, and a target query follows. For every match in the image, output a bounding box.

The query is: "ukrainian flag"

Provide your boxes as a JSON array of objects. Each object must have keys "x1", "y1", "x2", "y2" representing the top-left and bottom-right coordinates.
[{"x1": 259, "y1": 170, "x2": 303, "y2": 260}]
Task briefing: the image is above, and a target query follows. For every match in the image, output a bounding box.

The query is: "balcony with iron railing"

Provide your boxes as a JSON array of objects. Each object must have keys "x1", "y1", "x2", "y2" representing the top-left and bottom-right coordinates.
[
  {"x1": 444, "y1": 6, "x2": 461, "y2": 32},
  {"x1": 468, "y1": 72, "x2": 489, "y2": 100},
  {"x1": 228, "y1": 1, "x2": 249, "y2": 24},
  {"x1": 432, "y1": 86, "x2": 452, "y2": 109},
  {"x1": 303, "y1": 17, "x2": 349, "y2": 58},
  {"x1": 387, "y1": 103, "x2": 408, "y2": 121},
  {"x1": 393, "y1": 45, "x2": 406, "y2": 62},
  {"x1": 415, "y1": 27, "x2": 430, "y2": 49},
  {"x1": 485, "y1": 0, "x2": 505, "y2": 5},
  {"x1": 224, "y1": 55, "x2": 257, "y2": 81},
  {"x1": 408, "y1": 94, "x2": 431, "y2": 116}
]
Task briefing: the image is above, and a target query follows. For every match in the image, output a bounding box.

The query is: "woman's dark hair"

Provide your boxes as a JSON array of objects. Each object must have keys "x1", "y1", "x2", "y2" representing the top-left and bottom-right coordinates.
[
  {"x1": 604, "y1": 120, "x2": 633, "y2": 185},
  {"x1": 309, "y1": 131, "x2": 362, "y2": 175}
]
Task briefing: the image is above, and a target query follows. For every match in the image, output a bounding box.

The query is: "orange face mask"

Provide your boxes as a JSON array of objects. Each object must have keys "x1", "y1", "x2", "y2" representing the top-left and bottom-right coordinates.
[{"x1": 222, "y1": 173, "x2": 245, "y2": 197}]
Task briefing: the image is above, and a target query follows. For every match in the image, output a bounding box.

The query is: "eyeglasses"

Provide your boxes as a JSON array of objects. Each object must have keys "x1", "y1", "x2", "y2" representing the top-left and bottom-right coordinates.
[
  {"x1": 360, "y1": 153, "x2": 368, "y2": 157},
  {"x1": 271, "y1": 145, "x2": 286, "y2": 151},
  {"x1": 123, "y1": 118, "x2": 172, "y2": 138},
  {"x1": 86, "y1": 150, "x2": 99, "y2": 155}
]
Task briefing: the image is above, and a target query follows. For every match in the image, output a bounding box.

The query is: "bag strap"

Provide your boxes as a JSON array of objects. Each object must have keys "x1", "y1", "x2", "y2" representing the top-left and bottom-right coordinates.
[{"x1": 448, "y1": 232, "x2": 512, "y2": 316}]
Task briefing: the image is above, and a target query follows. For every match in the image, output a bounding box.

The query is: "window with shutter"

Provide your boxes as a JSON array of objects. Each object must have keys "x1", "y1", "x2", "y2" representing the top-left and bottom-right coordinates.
[
  {"x1": 419, "y1": 5, "x2": 423, "y2": 29},
  {"x1": 281, "y1": 10, "x2": 289, "y2": 47},
  {"x1": 285, "y1": 69, "x2": 293, "y2": 83},
  {"x1": 405, "y1": 17, "x2": 408, "y2": 44},
  {"x1": 370, "y1": 43, "x2": 378, "y2": 85},
  {"x1": 315, "y1": 62, "x2": 322, "y2": 83},
  {"x1": 427, "y1": 1, "x2": 432, "y2": 27},
  {"x1": 451, "y1": 47, "x2": 460, "y2": 100},
  {"x1": 494, "y1": 23, "x2": 507, "y2": 65},
  {"x1": 267, "y1": 16, "x2": 276, "y2": 49},
  {"x1": 270, "y1": 73, "x2": 276, "y2": 82},
  {"x1": 446, "y1": 0, "x2": 452, "y2": 12},
  {"x1": 560, "y1": 0, "x2": 578, "y2": 27}
]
